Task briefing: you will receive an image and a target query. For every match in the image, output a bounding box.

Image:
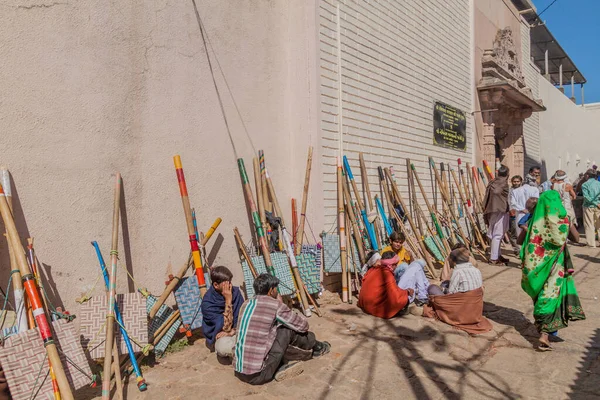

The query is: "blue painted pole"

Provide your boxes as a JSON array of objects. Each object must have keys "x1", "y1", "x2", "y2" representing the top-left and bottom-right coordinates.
[
  {"x1": 91, "y1": 241, "x2": 147, "y2": 391},
  {"x1": 376, "y1": 196, "x2": 393, "y2": 236}
]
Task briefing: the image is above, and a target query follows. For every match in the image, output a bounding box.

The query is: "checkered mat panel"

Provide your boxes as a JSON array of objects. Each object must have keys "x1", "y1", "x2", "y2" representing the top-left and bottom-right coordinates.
[
  {"x1": 146, "y1": 295, "x2": 181, "y2": 357},
  {"x1": 296, "y1": 253, "x2": 320, "y2": 294},
  {"x1": 0, "y1": 320, "x2": 92, "y2": 400},
  {"x1": 174, "y1": 275, "x2": 203, "y2": 331},
  {"x1": 322, "y1": 233, "x2": 361, "y2": 273},
  {"x1": 242, "y1": 252, "x2": 295, "y2": 298},
  {"x1": 79, "y1": 293, "x2": 149, "y2": 360}
]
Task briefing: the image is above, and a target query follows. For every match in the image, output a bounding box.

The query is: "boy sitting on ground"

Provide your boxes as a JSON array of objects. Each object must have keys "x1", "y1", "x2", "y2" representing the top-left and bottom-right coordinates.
[
  {"x1": 234, "y1": 274, "x2": 330, "y2": 384},
  {"x1": 381, "y1": 231, "x2": 413, "y2": 265},
  {"x1": 201, "y1": 266, "x2": 245, "y2": 361}
]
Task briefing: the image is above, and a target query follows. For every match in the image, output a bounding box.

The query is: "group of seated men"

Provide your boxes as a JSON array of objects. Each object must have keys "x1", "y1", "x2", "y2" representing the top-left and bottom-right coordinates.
[
  {"x1": 200, "y1": 266, "x2": 331, "y2": 385},
  {"x1": 198, "y1": 232, "x2": 489, "y2": 386},
  {"x1": 357, "y1": 232, "x2": 491, "y2": 333}
]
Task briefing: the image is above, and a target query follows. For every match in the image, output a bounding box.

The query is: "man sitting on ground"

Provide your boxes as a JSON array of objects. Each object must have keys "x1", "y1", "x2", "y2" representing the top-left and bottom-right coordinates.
[
  {"x1": 381, "y1": 231, "x2": 412, "y2": 264},
  {"x1": 423, "y1": 247, "x2": 491, "y2": 334},
  {"x1": 201, "y1": 266, "x2": 245, "y2": 361},
  {"x1": 234, "y1": 274, "x2": 330, "y2": 385},
  {"x1": 358, "y1": 251, "x2": 414, "y2": 319},
  {"x1": 396, "y1": 259, "x2": 430, "y2": 306}
]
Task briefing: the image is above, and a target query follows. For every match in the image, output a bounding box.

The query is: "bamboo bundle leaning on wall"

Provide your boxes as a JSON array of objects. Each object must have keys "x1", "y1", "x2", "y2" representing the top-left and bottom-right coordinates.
[{"x1": 337, "y1": 157, "x2": 349, "y2": 303}]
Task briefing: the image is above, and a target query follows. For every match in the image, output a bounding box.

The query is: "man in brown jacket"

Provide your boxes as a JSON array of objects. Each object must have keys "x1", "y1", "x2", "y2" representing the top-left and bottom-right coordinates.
[{"x1": 483, "y1": 165, "x2": 510, "y2": 265}]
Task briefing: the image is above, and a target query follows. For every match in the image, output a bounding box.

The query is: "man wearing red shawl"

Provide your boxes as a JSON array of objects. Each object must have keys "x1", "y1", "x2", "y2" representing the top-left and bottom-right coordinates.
[{"x1": 357, "y1": 251, "x2": 413, "y2": 319}]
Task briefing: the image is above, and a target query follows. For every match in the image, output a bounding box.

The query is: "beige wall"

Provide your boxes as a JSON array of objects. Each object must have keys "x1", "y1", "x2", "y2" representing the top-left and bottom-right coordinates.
[
  {"x1": 472, "y1": 0, "x2": 525, "y2": 169},
  {"x1": 538, "y1": 78, "x2": 600, "y2": 180},
  {"x1": 319, "y1": 0, "x2": 474, "y2": 224},
  {"x1": 0, "y1": 1, "x2": 321, "y2": 311}
]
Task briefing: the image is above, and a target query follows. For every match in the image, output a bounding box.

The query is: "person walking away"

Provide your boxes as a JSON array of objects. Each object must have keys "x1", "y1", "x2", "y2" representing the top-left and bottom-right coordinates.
[
  {"x1": 581, "y1": 169, "x2": 600, "y2": 247},
  {"x1": 483, "y1": 165, "x2": 510, "y2": 265},
  {"x1": 552, "y1": 170, "x2": 577, "y2": 227},
  {"x1": 234, "y1": 274, "x2": 330, "y2": 384},
  {"x1": 521, "y1": 191, "x2": 585, "y2": 351}
]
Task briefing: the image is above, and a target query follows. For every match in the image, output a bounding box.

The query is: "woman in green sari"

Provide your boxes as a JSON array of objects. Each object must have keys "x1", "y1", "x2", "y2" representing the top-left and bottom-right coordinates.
[{"x1": 521, "y1": 190, "x2": 586, "y2": 350}]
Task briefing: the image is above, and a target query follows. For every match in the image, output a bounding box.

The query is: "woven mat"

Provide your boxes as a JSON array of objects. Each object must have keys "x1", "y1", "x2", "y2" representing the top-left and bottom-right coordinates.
[
  {"x1": 79, "y1": 293, "x2": 149, "y2": 360},
  {"x1": 146, "y1": 295, "x2": 181, "y2": 357},
  {"x1": 0, "y1": 320, "x2": 92, "y2": 400},
  {"x1": 242, "y1": 252, "x2": 295, "y2": 298},
  {"x1": 322, "y1": 233, "x2": 361, "y2": 273},
  {"x1": 174, "y1": 275, "x2": 203, "y2": 331}
]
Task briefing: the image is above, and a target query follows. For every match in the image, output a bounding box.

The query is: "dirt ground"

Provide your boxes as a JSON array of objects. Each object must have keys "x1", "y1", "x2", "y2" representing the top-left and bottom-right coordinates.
[{"x1": 85, "y1": 244, "x2": 600, "y2": 400}]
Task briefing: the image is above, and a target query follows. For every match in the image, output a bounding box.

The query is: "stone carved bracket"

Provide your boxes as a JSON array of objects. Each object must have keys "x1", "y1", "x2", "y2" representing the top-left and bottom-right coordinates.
[{"x1": 481, "y1": 27, "x2": 525, "y2": 87}]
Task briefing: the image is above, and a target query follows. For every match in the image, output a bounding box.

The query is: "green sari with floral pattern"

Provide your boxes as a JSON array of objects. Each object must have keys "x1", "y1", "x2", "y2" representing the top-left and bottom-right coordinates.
[{"x1": 520, "y1": 190, "x2": 586, "y2": 333}]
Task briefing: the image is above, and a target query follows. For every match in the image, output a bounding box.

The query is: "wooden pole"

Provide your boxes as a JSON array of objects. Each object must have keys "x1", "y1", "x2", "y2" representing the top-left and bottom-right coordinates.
[
  {"x1": 342, "y1": 174, "x2": 366, "y2": 263},
  {"x1": 343, "y1": 156, "x2": 377, "y2": 250},
  {"x1": 429, "y1": 158, "x2": 470, "y2": 248},
  {"x1": 450, "y1": 168, "x2": 488, "y2": 252},
  {"x1": 264, "y1": 165, "x2": 311, "y2": 316},
  {"x1": 233, "y1": 228, "x2": 258, "y2": 278},
  {"x1": 0, "y1": 185, "x2": 75, "y2": 400},
  {"x1": 295, "y1": 146, "x2": 313, "y2": 256},
  {"x1": 148, "y1": 217, "x2": 221, "y2": 319},
  {"x1": 483, "y1": 160, "x2": 494, "y2": 181},
  {"x1": 410, "y1": 163, "x2": 451, "y2": 253},
  {"x1": 259, "y1": 150, "x2": 271, "y2": 214},
  {"x1": 92, "y1": 241, "x2": 147, "y2": 391},
  {"x1": 27, "y1": 238, "x2": 61, "y2": 400},
  {"x1": 253, "y1": 157, "x2": 268, "y2": 241},
  {"x1": 102, "y1": 174, "x2": 122, "y2": 400},
  {"x1": 344, "y1": 211, "x2": 353, "y2": 304},
  {"x1": 174, "y1": 155, "x2": 207, "y2": 297},
  {"x1": 291, "y1": 198, "x2": 298, "y2": 249},
  {"x1": 384, "y1": 168, "x2": 436, "y2": 278},
  {"x1": 406, "y1": 159, "x2": 420, "y2": 233},
  {"x1": 237, "y1": 159, "x2": 275, "y2": 276},
  {"x1": 0, "y1": 167, "x2": 28, "y2": 333},
  {"x1": 337, "y1": 158, "x2": 348, "y2": 303},
  {"x1": 358, "y1": 153, "x2": 381, "y2": 249},
  {"x1": 111, "y1": 338, "x2": 124, "y2": 400}
]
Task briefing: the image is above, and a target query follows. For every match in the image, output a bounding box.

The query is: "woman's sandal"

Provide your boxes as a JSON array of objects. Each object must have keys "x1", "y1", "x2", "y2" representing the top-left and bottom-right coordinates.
[{"x1": 537, "y1": 342, "x2": 553, "y2": 352}]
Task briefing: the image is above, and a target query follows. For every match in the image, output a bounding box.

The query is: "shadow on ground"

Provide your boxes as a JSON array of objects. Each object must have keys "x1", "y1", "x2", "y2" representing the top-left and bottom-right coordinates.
[{"x1": 322, "y1": 307, "x2": 521, "y2": 400}]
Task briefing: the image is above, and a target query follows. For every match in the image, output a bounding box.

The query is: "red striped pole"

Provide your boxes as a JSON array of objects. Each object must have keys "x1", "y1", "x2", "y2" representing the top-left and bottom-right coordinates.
[
  {"x1": 0, "y1": 185, "x2": 74, "y2": 399},
  {"x1": 174, "y1": 155, "x2": 207, "y2": 297}
]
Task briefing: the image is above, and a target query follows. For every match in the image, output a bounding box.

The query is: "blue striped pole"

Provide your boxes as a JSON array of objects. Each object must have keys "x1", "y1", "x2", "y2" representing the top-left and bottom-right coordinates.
[{"x1": 376, "y1": 196, "x2": 393, "y2": 236}]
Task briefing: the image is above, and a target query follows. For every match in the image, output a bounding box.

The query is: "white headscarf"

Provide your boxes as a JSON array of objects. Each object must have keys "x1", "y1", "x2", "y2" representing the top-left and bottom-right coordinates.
[{"x1": 361, "y1": 252, "x2": 381, "y2": 276}]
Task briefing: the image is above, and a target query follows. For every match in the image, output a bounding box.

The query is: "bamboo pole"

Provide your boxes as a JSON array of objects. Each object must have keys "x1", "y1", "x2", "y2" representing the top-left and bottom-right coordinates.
[
  {"x1": 233, "y1": 227, "x2": 258, "y2": 278},
  {"x1": 0, "y1": 168, "x2": 28, "y2": 333},
  {"x1": 472, "y1": 166, "x2": 484, "y2": 212},
  {"x1": 111, "y1": 339, "x2": 123, "y2": 400},
  {"x1": 153, "y1": 311, "x2": 181, "y2": 345},
  {"x1": 337, "y1": 158, "x2": 348, "y2": 303},
  {"x1": 26, "y1": 238, "x2": 61, "y2": 400},
  {"x1": 342, "y1": 174, "x2": 366, "y2": 263},
  {"x1": 101, "y1": 174, "x2": 122, "y2": 400},
  {"x1": 148, "y1": 218, "x2": 221, "y2": 318},
  {"x1": 359, "y1": 153, "x2": 381, "y2": 249},
  {"x1": 406, "y1": 159, "x2": 421, "y2": 233},
  {"x1": 264, "y1": 166, "x2": 311, "y2": 316},
  {"x1": 92, "y1": 241, "x2": 147, "y2": 391},
  {"x1": 259, "y1": 150, "x2": 270, "y2": 214},
  {"x1": 429, "y1": 158, "x2": 471, "y2": 248},
  {"x1": 174, "y1": 156, "x2": 207, "y2": 298},
  {"x1": 384, "y1": 168, "x2": 436, "y2": 278},
  {"x1": 291, "y1": 198, "x2": 298, "y2": 248},
  {"x1": 378, "y1": 168, "x2": 421, "y2": 259},
  {"x1": 410, "y1": 163, "x2": 451, "y2": 253},
  {"x1": 450, "y1": 168, "x2": 488, "y2": 252},
  {"x1": 344, "y1": 211, "x2": 353, "y2": 304},
  {"x1": 237, "y1": 159, "x2": 275, "y2": 276},
  {"x1": 253, "y1": 158, "x2": 268, "y2": 242},
  {"x1": 295, "y1": 146, "x2": 313, "y2": 256},
  {"x1": 0, "y1": 185, "x2": 75, "y2": 399},
  {"x1": 483, "y1": 160, "x2": 494, "y2": 181},
  {"x1": 343, "y1": 156, "x2": 377, "y2": 250}
]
